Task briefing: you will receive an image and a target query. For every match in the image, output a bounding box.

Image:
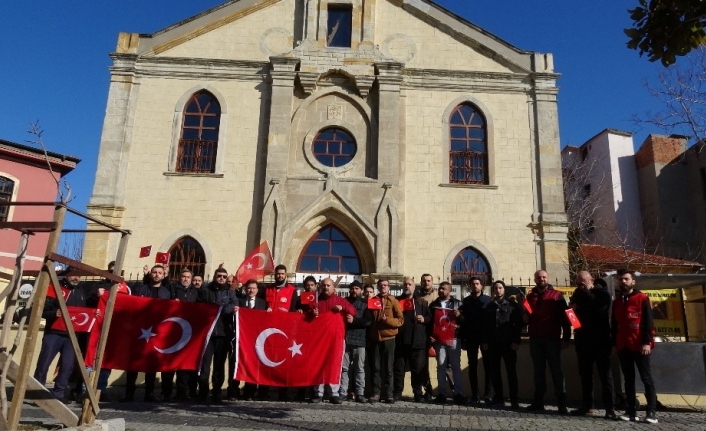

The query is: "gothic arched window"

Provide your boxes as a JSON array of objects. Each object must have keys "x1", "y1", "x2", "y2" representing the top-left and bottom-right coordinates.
[
  {"x1": 168, "y1": 236, "x2": 206, "y2": 280},
  {"x1": 298, "y1": 225, "x2": 361, "y2": 274},
  {"x1": 450, "y1": 246, "x2": 492, "y2": 286},
  {"x1": 177, "y1": 91, "x2": 221, "y2": 173},
  {"x1": 449, "y1": 103, "x2": 488, "y2": 184}
]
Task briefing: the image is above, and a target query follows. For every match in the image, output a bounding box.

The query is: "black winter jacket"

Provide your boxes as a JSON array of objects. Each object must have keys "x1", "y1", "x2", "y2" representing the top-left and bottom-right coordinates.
[
  {"x1": 395, "y1": 296, "x2": 431, "y2": 349},
  {"x1": 197, "y1": 282, "x2": 239, "y2": 337},
  {"x1": 460, "y1": 293, "x2": 492, "y2": 341},
  {"x1": 345, "y1": 295, "x2": 372, "y2": 348},
  {"x1": 481, "y1": 296, "x2": 523, "y2": 347},
  {"x1": 42, "y1": 282, "x2": 96, "y2": 336}
]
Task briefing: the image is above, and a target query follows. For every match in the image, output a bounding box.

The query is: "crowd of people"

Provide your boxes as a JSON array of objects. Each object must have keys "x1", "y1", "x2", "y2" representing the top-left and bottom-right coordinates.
[{"x1": 34, "y1": 264, "x2": 659, "y2": 424}]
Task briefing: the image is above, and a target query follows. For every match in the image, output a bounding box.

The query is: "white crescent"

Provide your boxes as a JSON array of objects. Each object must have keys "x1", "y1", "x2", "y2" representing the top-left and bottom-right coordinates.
[
  {"x1": 438, "y1": 314, "x2": 451, "y2": 325},
  {"x1": 256, "y1": 328, "x2": 288, "y2": 367},
  {"x1": 74, "y1": 313, "x2": 90, "y2": 326},
  {"x1": 154, "y1": 317, "x2": 192, "y2": 354},
  {"x1": 253, "y1": 253, "x2": 269, "y2": 270}
]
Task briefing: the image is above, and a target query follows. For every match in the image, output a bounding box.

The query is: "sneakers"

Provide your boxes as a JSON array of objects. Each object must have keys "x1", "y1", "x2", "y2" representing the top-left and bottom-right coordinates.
[
  {"x1": 356, "y1": 395, "x2": 367, "y2": 403},
  {"x1": 604, "y1": 410, "x2": 618, "y2": 420},
  {"x1": 570, "y1": 407, "x2": 593, "y2": 416},
  {"x1": 368, "y1": 394, "x2": 380, "y2": 403},
  {"x1": 644, "y1": 411, "x2": 658, "y2": 424},
  {"x1": 525, "y1": 403, "x2": 545, "y2": 412},
  {"x1": 619, "y1": 414, "x2": 638, "y2": 422},
  {"x1": 330, "y1": 396, "x2": 342, "y2": 405},
  {"x1": 309, "y1": 396, "x2": 322, "y2": 404}
]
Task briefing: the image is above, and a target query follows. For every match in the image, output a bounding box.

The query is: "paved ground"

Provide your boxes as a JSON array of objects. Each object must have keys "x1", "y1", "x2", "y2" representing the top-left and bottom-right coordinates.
[{"x1": 18, "y1": 389, "x2": 706, "y2": 431}]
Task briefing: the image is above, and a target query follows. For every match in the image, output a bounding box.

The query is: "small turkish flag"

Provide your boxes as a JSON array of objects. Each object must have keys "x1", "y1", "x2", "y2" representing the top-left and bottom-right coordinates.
[
  {"x1": 139, "y1": 246, "x2": 152, "y2": 258},
  {"x1": 155, "y1": 252, "x2": 170, "y2": 265},
  {"x1": 398, "y1": 298, "x2": 414, "y2": 312},
  {"x1": 523, "y1": 298, "x2": 533, "y2": 315},
  {"x1": 367, "y1": 297, "x2": 383, "y2": 310},
  {"x1": 85, "y1": 294, "x2": 221, "y2": 372},
  {"x1": 565, "y1": 309, "x2": 582, "y2": 329},
  {"x1": 300, "y1": 291, "x2": 317, "y2": 305},
  {"x1": 51, "y1": 306, "x2": 97, "y2": 333},
  {"x1": 234, "y1": 308, "x2": 344, "y2": 386},
  {"x1": 236, "y1": 241, "x2": 274, "y2": 284},
  {"x1": 433, "y1": 308, "x2": 456, "y2": 346},
  {"x1": 46, "y1": 284, "x2": 71, "y2": 301}
]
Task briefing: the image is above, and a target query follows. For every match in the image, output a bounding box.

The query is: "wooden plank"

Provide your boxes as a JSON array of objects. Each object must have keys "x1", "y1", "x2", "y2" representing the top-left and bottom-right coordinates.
[
  {"x1": 46, "y1": 253, "x2": 123, "y2": 284},
  {"x1": 46, "y1": 267, "x2": 100, "y2": 415},
  {"x1": 80, "y1": 232, "x2": 129, "y2": 424},
  {"x1": 0, "y1": 352, "x2": 78, "y2": 428},
  {"x1": 7, "y1": 205, "x2": 66, "y2": 430},
  {"x1": 0, "y1": 221, "x2": 57, "y2": 231}
]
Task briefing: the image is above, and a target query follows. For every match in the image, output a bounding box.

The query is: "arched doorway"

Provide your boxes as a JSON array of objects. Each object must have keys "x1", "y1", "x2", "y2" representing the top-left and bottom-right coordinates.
[
  {"x1": 168, "y1": 236, "x2": 206, "y2": 280},
  {"x1": 450, "y1": 247, "x2": 492, "y2": 286},
  {"x1": 297, "y1": 224, "x2": 362, "y2": 274}
]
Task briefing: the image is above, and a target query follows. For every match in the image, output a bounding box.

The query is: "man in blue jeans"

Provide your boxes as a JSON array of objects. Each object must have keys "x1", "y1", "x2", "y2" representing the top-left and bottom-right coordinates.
[{"x1": 525, "y1": 270, "x2": 571, "y2": 413}]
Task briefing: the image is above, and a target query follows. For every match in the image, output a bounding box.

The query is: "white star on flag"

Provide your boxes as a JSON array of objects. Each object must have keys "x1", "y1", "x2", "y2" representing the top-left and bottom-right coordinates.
[
  {"x1": 288, "y1": 340, "x2": 303, "y2": 357},
  {"x1": 71, "y1": 316, "x2": 76, "y2": 321},
  {"x1": 139, "y1": 327, "x2": 157, "y2": 342},
  {"x1": 246, "y1": 263, "x2": 253, "y2": 269}
]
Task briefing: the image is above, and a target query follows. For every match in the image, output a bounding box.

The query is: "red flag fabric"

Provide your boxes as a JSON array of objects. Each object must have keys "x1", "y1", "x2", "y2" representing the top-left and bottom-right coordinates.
[
  {"x1": 50, "y1": 306, "x2": 98, "y2": 333},
  {"x1": 300, "y1": 291, "x2": 317, "y2": 305},
  {"x1": 155, "y1": 252, "x2": 170, "y2": 265},
  {"x1": 46, "y1": 284, "x2": 71, "y2": 301},
  {"x1": 367, "y1": 297, "x2": 383, "y2": 310},
  {"x1": 523, "y1": 298, "x2": 533, "y2": 315},
  {"x1": 236, "y1": 241, "x2": 274, "y2": 284},
  {"x1": 565, "y1": 309, "x2": 582, "y2": 329},
  {"x1": 235, "y1": 308, "x2": 345, "y2": 387},
  {"x1": 85, "y1": 294, "x2": 220, "y2": 372},
  {"x1": 139, "y1": 246, "x2": 152, "y2": 258},
  {"x1": 433, "y1": 308, "x2": 456, "y2": 346},
  {"x1": 398, "y1": 298, "x2": 414, "y2": 312}
]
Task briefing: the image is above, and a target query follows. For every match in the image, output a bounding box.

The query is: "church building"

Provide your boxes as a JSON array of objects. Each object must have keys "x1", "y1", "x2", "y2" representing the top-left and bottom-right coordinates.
[{"x1": 84, "y1": 0, "x2": 569, "y2": 284}]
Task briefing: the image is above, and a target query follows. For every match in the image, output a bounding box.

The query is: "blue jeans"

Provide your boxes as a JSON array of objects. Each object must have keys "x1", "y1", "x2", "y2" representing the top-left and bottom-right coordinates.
[
  {"x1": 435, "y1": 340, "x2": 463, "y2": 397},
  {"x1": 339, "y1": 345, "x2": 366, "y2": 397},
  {"x1": 529, "y1": 338, "x2": 566, "y2": 404}
]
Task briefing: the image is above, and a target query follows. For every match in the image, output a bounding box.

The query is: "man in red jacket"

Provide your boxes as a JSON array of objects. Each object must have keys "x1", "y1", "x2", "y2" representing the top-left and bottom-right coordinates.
[
  {"x1": 612, "y1": 268, "x2": 657, "y2": 424},
  {"x1": 264, "y1": 265, "x2": 299, "y2": 312},
  {"x1": 525, "y1": 270, "x2": 571, "y2": 414}
]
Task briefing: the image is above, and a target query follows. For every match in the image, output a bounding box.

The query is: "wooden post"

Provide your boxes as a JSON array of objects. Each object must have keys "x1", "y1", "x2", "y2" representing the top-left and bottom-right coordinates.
[
  {"x1": 7, "y1": 205, "x2": 66, "y2": 430},
  {"x1": 79, "y1": 232, "x2": 129, "y2": 424}
]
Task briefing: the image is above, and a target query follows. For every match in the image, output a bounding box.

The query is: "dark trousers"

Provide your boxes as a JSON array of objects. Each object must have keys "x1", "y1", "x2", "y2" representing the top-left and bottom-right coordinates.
[
  {"x1": 392, "y1": 345, "x2": 425, "y2": 396},
  {"x1": 34, "y1": 333, "x2": 75, "y2": 399},
  {"x1": 485, "y1": 343, "x2": 518, "y2": 403},
  {"x1": 370, "y1": 338, "x2": 395, "y2": 397},
  {"x1": 529, "y1": 338, "x2": 566, "y2": 405},
  {"x1": 466, "y1": 338, "x2": 491, "y2": 398},
  {"x1": 125, "y1": 372, "x2": 156, "y2": 398},
  {"x1": 199, "y1": 336, "x2": 228, "y2": 399},
  {"x1": 618, "y1": 349, "x2": 657, "y2": 416},
  {"x1": 576, "y1": 342, "x2": 614, "y2": 410},
  {"x1": 159, "y1": 371, "x2": 177, "y2": 398},
  {"x1": 226, "y1": 340, "x2": 240, "y2": 397}
]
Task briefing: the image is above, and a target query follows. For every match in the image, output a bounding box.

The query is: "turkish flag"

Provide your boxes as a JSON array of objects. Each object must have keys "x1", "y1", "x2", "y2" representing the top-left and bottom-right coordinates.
[
  {"x1": 398, "y1": 298, "x2": 414, "y2": 312},
  {"x1": 155, "y1": 252, "x2": 170, "y2": 265},
  {"x1": 84, "y1": 294, "x2": 221, "y2": 372},
  {"x1": 300, "y1": 291, "x2": 317, "y2": 305},
  {"x1": 235, "y1": 308, "x2": 345, "y2": 387},
  {"x1": 367, "y1": 297, "x2": 383, "y2": 310},
  {"x1": 46, "y1": 284, "x2": 71, "y2": 301},
  {"x1": 433, "y1": 308, "x2": 456, "y2": 346},
  {"x1": 139, "y1": 245, "x2": 152, "y2": 258},
  {"x1": 565, "y1": 309, "x2": 582, "y2": 329},
  {"x1": 236, "y1": 241, "x2": 274, "y2": 284},
  {"x1": 51, "y1": 306, "x2": 97, "y2": 333},
  {"x1": 523, "y1": 299, "x2": 533, "y2": 315}
]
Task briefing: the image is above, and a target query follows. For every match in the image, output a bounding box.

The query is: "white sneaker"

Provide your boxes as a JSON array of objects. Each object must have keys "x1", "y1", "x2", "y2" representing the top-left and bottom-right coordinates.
[
  {"x1": 644, "y1": 412, "x2": 658, "y2": 424},
  {"x1": 619, "y1": 414, "x2": 638, "y2": 422}
]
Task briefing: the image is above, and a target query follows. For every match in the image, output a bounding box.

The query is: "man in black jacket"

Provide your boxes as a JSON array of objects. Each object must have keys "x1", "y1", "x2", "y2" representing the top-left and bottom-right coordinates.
[
  {"x1": 197, "y1": 266, "x2": 239, "y2": 403},
  {"x1": 235, "y1": 279, "x2": 267, "y2": 400},
  {"x1": 34, "y1": 269, "x2": 97, "y2": 402},
  {"x1": 339, "y1": 280, "x2": 371, "y2": 403},
  {"x1": 393, "y1": 277, "x2": 431, "y2": 402},
  {"x1": 481, "y1": 280, "x2": 523, "y2": 408},
  {"x1": 121, "y1": 265, "x2": 173, "y2": 402},
  {"x1": 570, "y1": 271, "x2": 616, "y2": 419},
  {"x1": 461, "y1": 276, "x2": 492, "y2": 404}
]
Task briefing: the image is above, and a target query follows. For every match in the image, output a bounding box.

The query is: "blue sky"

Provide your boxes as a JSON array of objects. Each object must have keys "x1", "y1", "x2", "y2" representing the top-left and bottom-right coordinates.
[{"x1": 1, "y1": 0, "x2": 668, "y2": 229}]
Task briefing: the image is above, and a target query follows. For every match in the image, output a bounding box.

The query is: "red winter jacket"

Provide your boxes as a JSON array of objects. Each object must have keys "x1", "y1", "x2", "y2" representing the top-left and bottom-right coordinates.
[
  {"x1": 526, "y1": 286, "x2": 570, "y2": 341},
  {"x1": 612, "y1": 289, "x2": 654, "y2": 352}
]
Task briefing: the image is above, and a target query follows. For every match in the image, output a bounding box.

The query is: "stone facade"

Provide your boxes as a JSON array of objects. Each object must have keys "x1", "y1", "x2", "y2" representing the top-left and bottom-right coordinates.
[{"x1": 84, "y1": 0, "x2": 569, "y2": 282}]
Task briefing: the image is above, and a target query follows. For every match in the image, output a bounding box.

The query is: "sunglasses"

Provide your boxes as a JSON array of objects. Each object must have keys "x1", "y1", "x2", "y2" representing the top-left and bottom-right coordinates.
[{"x1": 216, "y1": 274, "x2": 228, "y2": 279}]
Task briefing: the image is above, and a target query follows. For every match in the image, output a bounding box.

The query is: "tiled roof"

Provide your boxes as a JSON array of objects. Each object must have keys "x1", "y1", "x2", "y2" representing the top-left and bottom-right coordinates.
[{"x1": 578, "y1": 244, "x2": 701, "y2": 267}]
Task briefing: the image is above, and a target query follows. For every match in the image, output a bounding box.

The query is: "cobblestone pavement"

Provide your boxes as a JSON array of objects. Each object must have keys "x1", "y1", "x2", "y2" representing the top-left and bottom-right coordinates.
[{"x1": 19, "y1": 390, "x2": 706, "y2": 431}]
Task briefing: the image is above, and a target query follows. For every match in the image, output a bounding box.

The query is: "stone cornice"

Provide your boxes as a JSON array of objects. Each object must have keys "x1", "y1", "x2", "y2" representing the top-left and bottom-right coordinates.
[{"x1": 109, "y1": 54, "x2": 269, "y2": 81}]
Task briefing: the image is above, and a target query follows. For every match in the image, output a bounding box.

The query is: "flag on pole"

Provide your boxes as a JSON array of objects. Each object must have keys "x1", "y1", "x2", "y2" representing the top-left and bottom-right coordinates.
[
  {"x1": 139, "y1": 246, "x2": 152, "y2": 258},
  {"x1": 236, "y1": 241, "x2": 275, "y2": 284}
]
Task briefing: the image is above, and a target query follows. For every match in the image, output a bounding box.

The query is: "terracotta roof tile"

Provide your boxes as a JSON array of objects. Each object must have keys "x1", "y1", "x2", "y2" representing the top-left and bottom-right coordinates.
[{"x1": 578, "y1": 244, "x2": 701, "y2": 267}]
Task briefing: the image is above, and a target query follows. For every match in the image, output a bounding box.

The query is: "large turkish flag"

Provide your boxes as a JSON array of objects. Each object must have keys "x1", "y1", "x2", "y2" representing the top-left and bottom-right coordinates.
[
  {"x1": 50, "y1": 306, "x2": 98, "y2": 333},
  {"x1": 433, "y1": 308, "x2": 456, "y2": 346},
  {"x1": 236, "y1": 241, "x2": 274, "y2": 284},
  {"x1": 235, "y1": 308, "x2": 345, "y2": 387},
  {"x1": 85, "y1": 294, "x2": 221, "y2": 372}
]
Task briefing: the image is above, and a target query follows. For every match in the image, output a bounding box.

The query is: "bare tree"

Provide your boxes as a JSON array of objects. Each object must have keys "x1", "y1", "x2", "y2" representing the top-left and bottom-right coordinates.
[{"x1": 25, "y1": 121, "x2": 72, "y2": 203}]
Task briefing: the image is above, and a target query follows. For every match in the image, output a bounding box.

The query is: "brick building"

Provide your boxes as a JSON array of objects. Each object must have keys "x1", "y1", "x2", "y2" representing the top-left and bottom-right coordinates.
[{"x1": 84, "y1": 0, "x2": 569, "y2": 283}]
